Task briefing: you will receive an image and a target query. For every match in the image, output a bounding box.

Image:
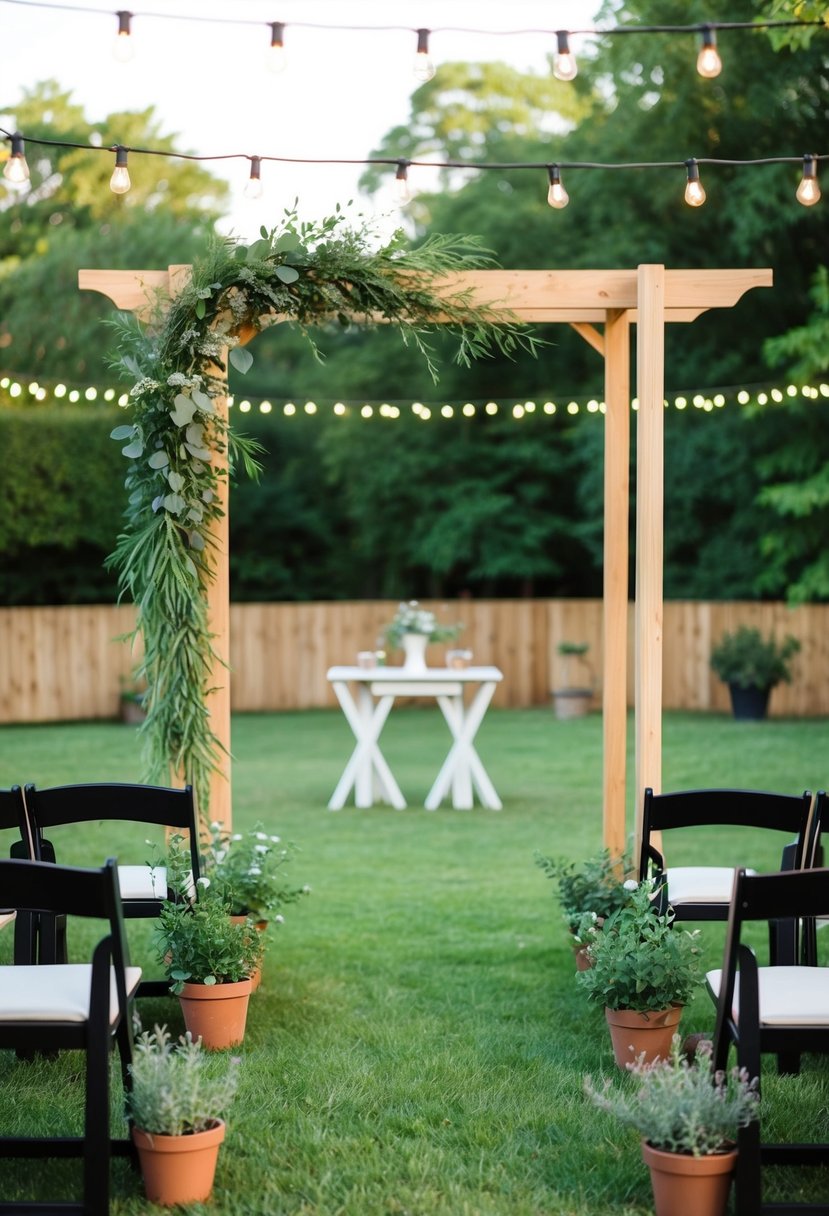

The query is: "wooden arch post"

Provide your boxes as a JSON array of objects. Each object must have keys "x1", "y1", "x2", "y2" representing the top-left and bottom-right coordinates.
[{"x1": 80, "y1": 264, "x2": 771, "y2": 841}]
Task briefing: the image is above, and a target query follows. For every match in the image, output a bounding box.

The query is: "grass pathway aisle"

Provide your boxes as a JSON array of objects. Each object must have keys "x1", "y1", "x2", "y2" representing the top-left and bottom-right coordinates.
[{"x1": 1, "y1": 709, "x2": 827, "y2": 1212}]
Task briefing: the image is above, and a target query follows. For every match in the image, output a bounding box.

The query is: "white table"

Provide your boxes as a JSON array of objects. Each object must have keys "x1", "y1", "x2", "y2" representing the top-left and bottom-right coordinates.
[{"x1": 326, "y1": 665, "x2": 504, "y2": 811}]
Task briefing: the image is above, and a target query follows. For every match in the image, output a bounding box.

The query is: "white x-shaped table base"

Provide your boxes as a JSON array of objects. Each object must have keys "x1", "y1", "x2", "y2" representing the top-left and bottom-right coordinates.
[{"x1": 326, "y1": 666, "x2": 504, "y2": 811}]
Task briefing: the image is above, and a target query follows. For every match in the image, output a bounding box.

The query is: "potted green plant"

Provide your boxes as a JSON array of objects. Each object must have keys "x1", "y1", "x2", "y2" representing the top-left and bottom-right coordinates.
[
  {"x1": 709, "y1": 626, "x2": 800, "y2": 720},
  {"x1": 552, "y1": 641, "x2": 594, "y2": 719},
  {"x1": 535, "y1": 846, "x2": 634, "y2": 968},
  {"x1": 118, "y1": 674, "x2": 147, "y2": 724},
  {"x1": 127, "y1": 1023, "x2": 240, "y2": 1206},
  {"x1": 577, "y1": 881, "x2": 703, "y2": 1068},
  {"x1": 383, "y1": 600, "x2": 463, "y2": 673},
  {"x1": 585, "y1": 1035, "x2": 758, "y2": 1216},
  {"x1": 155, "y1": 865, "x2": 263, "y2": 1050},
  {"x1": 202, "y1": 821, "x2": 310, "y2": 990}
]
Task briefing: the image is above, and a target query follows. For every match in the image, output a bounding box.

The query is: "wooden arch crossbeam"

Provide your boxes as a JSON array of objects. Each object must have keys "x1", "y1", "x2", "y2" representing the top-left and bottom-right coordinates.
[{"x1": 80, "y1": 264, "x2": 772, "y2": 856}]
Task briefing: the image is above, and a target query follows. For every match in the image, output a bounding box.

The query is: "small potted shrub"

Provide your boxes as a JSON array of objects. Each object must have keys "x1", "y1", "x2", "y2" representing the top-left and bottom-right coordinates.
[
  {"x1": 552, "y1": 640, "x2": 594, "y2": 718},
  {"x1": 709, "y1": 625, "x2": 800, "y2": 720},
  {"x1": 535, "y1": 846, "x2": 634, "y2": 968},
  {"x1": 202, "y1": 821, "x2": 310, "y2": 990},
  {"x1": 585, "y1": 1035, "x2": 758, "y2": 1216},
  {"x1": 577, "y1": 881, "x2": 703, "y2": 1068},
  {"x1": 118, "y1": 675, "x2": 147, "y2": 724},
  {"x1": 155, "y1": 869, "x2": 264, "y2": 1050},
  {"x1": 128, "y1": 1023, "x2": 240, "y2": 1206}
]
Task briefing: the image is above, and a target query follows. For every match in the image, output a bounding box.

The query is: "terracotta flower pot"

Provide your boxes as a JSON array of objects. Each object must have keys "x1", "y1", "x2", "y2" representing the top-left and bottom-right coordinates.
[
  {"x1": 132, "y1": 1120, "x2": 226, "y2": 1206},
  {"x1": 605, "y1": 1005, "x2": 682, "y2": 1069},
  {"x1": 178, "y1": 979, "x2": 252, "y2": 1050},
  {"x1": 229, "y1": 915, "x2": 268, "y2": 992},
  {"x1": 642, "y1": 1140, "x2": 737, "y2": 1216}
]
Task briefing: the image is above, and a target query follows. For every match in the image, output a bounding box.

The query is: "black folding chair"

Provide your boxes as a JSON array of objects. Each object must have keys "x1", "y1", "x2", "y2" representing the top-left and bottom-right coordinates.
[
  {"x1": 0, "y1": 786, "x2": 37, "y2": 963},
  {"x1": 708, "y1": 867, "x2": 829, "y2": 1215},
  {"x1": 639, "y1": 787, "x2": 813, "y2": 939},
  {"x1": 0, "y1": 857, "x2": 141, "y2": 1216},
  {"x1": 24, "y1": 782, "x2": 200, "y2": 996}
]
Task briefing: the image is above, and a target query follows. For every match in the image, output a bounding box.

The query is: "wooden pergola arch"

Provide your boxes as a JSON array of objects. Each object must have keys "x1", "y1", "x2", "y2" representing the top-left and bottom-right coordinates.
[{"x1": 80, "y1": 263, "x2": 772, "y2": 854}]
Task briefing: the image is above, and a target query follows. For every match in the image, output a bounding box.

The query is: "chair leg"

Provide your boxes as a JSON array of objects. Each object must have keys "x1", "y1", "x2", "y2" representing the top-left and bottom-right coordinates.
[
  {"x1": 776, "y1": 1051, "x2": 801, "y2": 1076},
  {"x1": 84, "y1": 1035, "x2": 112, "y2": 1216},
  {"x1": 735, "y1": 1118, "x2": 762, "y2": 1216}
]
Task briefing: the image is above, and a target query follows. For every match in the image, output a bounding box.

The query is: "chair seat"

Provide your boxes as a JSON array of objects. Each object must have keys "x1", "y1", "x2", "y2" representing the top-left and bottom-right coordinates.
[
  {"x1": 118, "y1": 864, "x2": 167, "y2": 900},
  {"x1": 667, "y1": 865, "x2": 757, "y2": 905},
  {"x1": 0, "y1": 963, "x2": 142, "y2": 1023},
  {"x1": 707, "y1": 965, "x2": 829, "y2": 1026}
]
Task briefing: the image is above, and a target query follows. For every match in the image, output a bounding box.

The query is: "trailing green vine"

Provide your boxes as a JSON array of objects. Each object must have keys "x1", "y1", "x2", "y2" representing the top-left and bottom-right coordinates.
[{"x1": 107, "y1": 207, "x2": 540, "y2": 816}]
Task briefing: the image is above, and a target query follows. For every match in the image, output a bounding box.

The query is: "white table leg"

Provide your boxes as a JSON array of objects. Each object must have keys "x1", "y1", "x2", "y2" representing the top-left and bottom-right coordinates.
[
  {"x1": 328, "y1": 682, "x2": 406, "y2": 810},
  {"x1": 426, "y1": 681, "x2": 501, "y2": 811}
]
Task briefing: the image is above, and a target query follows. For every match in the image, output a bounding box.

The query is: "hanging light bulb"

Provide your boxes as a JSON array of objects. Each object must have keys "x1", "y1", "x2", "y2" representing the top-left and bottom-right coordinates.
[
  {"x1": 684, "y1": 158, "x2": 706, "y2": 207},
  {"x1": 413, "y1": 29, "x2": 435, "y2": 83},
  {"x1": 3, "y1": 132, "x2": 30, "y2": 185},
  {"x1": 244, "y1": 156, "x2": 264, "y2": 200},
  {"x1": 546, "y1": 164, "x2": 569, "y2": 209},
  {"x1": 109, "y1": 146, "x2": 131, "y2": 195},
  {"x1": 696, "y1": 25, "x2": 722, "y2": 78},
  {"x1": 796, "y1": 153, "x2": 821, "y2": 206},
  {"x1": 266, "y1": 22, "x2": 287, "y2": 73},
  {"x1": 113, "y1": 10, "x2": 134, "y2": 63},
  {"x1": 394, "y1": 161, "x2": 411, "y2": 206},
  {"x1": 553, "y1": 31, "x2": 578, "y2": 82}
]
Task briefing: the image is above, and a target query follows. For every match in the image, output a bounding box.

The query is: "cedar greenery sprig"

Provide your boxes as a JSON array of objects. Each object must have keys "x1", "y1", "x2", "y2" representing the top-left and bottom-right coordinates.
[{"x1": 106, "y1": 206, "x2": 541, "y2": 816}]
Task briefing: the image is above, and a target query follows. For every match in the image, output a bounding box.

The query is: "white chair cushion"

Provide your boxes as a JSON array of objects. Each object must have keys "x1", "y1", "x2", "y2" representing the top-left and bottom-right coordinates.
[
  {"x1": 707, "y1": 965, "x2": 829, "y2": 1027},
  {"x1": 667, "y1": 866, "x2": 756, "y2": 905},
  {"x1": 0, "y1": 910, "x2": 16, "y2": 931},
  {"x1": 118, "y1": 864, "x2": 167, "y2": 900},
  {"x1": 0, "y1": 964, "x2": 142, "y2": 1024}
]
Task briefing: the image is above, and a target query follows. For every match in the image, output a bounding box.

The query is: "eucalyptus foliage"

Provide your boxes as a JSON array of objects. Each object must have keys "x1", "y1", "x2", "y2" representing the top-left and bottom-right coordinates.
[{"x1": 107, "y1": 207, "x2": 540, "y2": 813}]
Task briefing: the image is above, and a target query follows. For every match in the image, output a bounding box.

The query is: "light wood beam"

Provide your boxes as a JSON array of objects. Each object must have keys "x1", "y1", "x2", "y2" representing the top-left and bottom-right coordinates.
[
  {"x1": 602, "y1": 309, "x2": 631, "y2": 860},
  {"x1": 634, "y1": 265, "x2": 665, "y2": 857}
]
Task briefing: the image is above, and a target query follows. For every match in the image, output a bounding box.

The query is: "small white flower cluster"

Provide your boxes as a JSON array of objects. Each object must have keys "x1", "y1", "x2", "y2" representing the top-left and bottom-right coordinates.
[
  {"x1": 167, "y1": 371, "x2": 203, "y2": 389},
  {"x1": 130, "y1": 377, "x2": 160, "y2": 398},
  {"x1": 391, "y1": 600, "x2": 438, "y2": 636}
]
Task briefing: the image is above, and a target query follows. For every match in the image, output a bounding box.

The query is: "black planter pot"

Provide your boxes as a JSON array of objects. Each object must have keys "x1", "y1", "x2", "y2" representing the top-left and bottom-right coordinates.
[{"x1": 728, "y1": 683, "x2": 771, "y2": 721}]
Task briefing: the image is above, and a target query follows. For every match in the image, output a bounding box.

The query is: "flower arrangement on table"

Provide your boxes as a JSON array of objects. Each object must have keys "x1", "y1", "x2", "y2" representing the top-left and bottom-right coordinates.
[
  {"x1": 383, "y1": 600, "x2": 463, "y2": 651},
  {"x1": 201, "y1": 821, "x2": 310, "y2": 925}
]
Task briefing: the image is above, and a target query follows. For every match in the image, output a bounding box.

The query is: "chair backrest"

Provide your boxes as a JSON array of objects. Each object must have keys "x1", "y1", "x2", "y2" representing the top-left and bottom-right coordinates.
[
  {"x1": 805, "y1": 790, "x2": 827, "y2": 869},
  {"x1": 0, "y1": 786, "x2": 35, "y2": 859},
  {"x1": 0, "y1": 855, "x2": 130, "y2": 964},
  {"x1": 713, "y1": 866, "x2": 829, "y2": 1068},
  {"x1": 640, "y1": 787, "x2": 814, "y2": 878},
  {"x1": 24, "y1": 782, "x2": 200, "y2": 886}
]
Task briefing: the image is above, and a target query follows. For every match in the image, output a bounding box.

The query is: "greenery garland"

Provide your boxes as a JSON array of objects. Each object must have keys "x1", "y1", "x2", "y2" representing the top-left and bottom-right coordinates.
[{"x1": 108, "y1": 207, "x2": 540, "y2": 816}]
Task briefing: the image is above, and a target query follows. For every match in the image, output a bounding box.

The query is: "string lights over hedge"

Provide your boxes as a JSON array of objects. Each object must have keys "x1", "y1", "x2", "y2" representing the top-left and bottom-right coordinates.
[{"x1": 4, "y1": 372, "x2": 829, "y2": 421}]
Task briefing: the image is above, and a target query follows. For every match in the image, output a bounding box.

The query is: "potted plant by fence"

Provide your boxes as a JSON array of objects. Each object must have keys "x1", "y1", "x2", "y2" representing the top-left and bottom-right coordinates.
[
  {"x1": 709, "y1": 625, "x2": 800, "y2": 721},
  {"x1": 118, "y1": 674, "x2": 147, "y2": 724},
  {"x1": 577, "y1": 881, "x2": 703, "y2": 1068},
  {"x1": 585, "y1": 1034, "x2": 758, "y2": 1216},
  {"x1": 155, "y1": 867, "x2": 263, "y2": 1050},
  {"x1": 383, "y1": 600, "x2": 462, "y2": 674},
  {"x1": 535, "y1": 846, "x2": 634, "y2": 970},
  {"x1": 203, "y1": 821, "x2": 310, "y2": 990},
  {"x1": 551, "y1": 641, "x2": 594, "y2": 719},
  {"x1": 128, "y1": 1023, "x2": 240, "y2": 1206}
]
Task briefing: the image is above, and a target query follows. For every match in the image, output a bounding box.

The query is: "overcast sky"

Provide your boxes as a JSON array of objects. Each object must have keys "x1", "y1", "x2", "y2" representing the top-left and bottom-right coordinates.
[{"x1": 1, "y1": 0, "x2": 599, "y2": 237}]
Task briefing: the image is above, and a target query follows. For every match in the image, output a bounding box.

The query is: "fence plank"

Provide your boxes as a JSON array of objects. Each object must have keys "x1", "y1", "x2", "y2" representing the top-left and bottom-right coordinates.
[{"x1": 1, "y1": 599, "x2": 827, "y2": 724}]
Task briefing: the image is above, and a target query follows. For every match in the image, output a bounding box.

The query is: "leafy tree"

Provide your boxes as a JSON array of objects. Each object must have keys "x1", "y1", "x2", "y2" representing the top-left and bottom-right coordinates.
[{"x1": 0, "y1": 81, "x2": 228, "y2": 381}]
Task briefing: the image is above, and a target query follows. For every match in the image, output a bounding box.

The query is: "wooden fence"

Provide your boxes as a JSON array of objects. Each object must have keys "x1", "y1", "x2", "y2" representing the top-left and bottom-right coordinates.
[{"x1": 1, "y1": 599, "x2": 828, "y2": 725}]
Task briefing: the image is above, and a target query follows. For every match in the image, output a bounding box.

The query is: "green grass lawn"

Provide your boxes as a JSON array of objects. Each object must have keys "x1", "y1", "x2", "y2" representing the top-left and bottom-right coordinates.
[{"x1": 0, "y1": 708, "x2": 827, "y2": 1214}]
